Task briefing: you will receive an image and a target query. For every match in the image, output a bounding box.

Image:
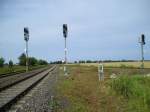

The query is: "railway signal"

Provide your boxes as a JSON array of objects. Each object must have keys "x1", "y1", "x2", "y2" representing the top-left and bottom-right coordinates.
[
  {"x1": 63, "y1": 24, "x2": 68, "y2": 38},
  {"x1": 63, "y1": 24, "x2": 68, "y2": 75},
  {"x1": 24, "y1": 27, "x2": 29, "y2": 72},
  {"x1": 139, "y1": 34, "x2": 146, "y2": 69}
]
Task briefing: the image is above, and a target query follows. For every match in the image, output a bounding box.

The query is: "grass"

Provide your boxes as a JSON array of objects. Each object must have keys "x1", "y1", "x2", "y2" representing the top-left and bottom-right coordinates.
[
  {"x1": 55, "y1": 65, "x2": 150, "y2": 112},
  {"x1": 0, "y1": 65, "x2": 46, "y2": 75},
  {"x1": 56, "y1": 65, "x2": 124, "y2": 112},
  {"x1": 110, "y1": 75, "x2": 150, "y2": 112}
]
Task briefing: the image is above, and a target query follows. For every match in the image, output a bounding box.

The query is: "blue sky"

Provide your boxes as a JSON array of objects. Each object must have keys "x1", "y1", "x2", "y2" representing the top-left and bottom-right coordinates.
[{"x1": 0, "y1": 0, "x2": 150, "y2": 63}]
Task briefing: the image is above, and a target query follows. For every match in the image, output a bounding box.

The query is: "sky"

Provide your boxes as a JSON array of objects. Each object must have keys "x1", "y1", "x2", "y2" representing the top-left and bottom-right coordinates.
[{"x1": 0, "y1": 0, "x2": 150, "y2": 63}]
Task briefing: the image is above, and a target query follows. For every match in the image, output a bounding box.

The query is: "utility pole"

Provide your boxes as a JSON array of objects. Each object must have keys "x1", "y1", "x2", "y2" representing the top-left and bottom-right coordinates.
[
  {"x1": 24, "y1": 27, "x2": 29, "y2": 72},
  {"x1": 63, "y1": 24, "x2": 68, "y2": 75},
  {"x1": 139, "y1": 34, "x2": 146, "y2": 69}
]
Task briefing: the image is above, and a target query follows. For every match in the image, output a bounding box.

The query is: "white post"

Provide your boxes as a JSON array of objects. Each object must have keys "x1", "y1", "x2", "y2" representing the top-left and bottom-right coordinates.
[
  {"x1": 64, "y1": 40, "x2": 67, "y2": 75},
  {"x1": 140, "y1": 42, "x2": 144, "y2": 69},
  {"x1": 65, "y1": 38, "x2": 67, "y2": 64},
  {"x1": 98, "y1": 64, "x2": 104, "y2": 81},
  {"x1": 26, "y1": 41, "x2": 29, "y2": 72},
  {"x1": 63, "y1": 24, "x2": 68, "y2": 76}
]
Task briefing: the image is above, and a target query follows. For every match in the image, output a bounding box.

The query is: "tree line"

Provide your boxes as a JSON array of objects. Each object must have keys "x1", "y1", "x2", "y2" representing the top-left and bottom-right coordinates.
[
  {"x1": 49, "y1": 59, "x2": 142, "y2": 64},
  {"x1": 18, "y1": 53, "x2": 48, "y2": 66},
  {"x1": 74, "y1": 60, "x2": 139, "y2": 64},
  {"x1": 0, "y1": 53, "x2": 48, "y2": 68}
]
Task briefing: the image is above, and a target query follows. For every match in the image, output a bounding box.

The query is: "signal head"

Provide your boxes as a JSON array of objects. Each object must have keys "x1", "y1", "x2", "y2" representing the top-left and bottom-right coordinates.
[
  {"x1": 24, "y1": 27, "x2": 29, "y2": 41},
  {"x1": 63, "y1": 24, "x2": 68, "y2": 38},
  {"x1": 141, "y1": 34, "x2": 145, "y2": 45}
]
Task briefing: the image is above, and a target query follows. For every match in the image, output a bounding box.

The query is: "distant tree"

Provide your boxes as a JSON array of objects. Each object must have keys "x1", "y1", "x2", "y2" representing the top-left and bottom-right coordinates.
[
  {"x1": 9, "y1": 60, "x2": 13, "y2": 68},
  {"x1": 79, "y1": 60, "x2": 86, "y2": 63},
  {"x1": 74, "y1": 61, "x2": 78, "y2": 63},
  {"x1": 93, "y1": 60, "x2": 97, "y2": 63},
  {"x1": 0, "y1": 57, "x2": 5, "y2": 67},
  {"x1": 86, "y1": 60, "x2": 92, "y2": 63},
  {"x1": 29, "y1": 57, "x2": 38, "y2": 66},
  {"x1": 18, "y1": 53, "x2": 26, "y2": 66},
  {"x1": 9, "y1": 60, "x2": 13, "y2": 71},
  {"x1": 38, "y1": 59, "x2": 48, "y2": 65},
  {"x1": 53, "y1": 61, "x2": 62, "y2": 64}
]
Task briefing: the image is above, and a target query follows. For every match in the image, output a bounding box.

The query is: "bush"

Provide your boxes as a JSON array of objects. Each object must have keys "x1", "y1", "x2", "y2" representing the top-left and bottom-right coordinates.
[
  {"x1": 18, "y1": 53, "x2": 26, "y2": 66},
  {"x1": 9, "y1": 60, "x2": 13, "y2": 67},
  {"x1": 38, "y1": 59, "x2": 48, "y2": 65},
  {"x1": 29, "y1": 57, "x2": 38, "y2": 66},
  {"x1": 0, "y1": 57, "x2": 5, "y2": 67}
]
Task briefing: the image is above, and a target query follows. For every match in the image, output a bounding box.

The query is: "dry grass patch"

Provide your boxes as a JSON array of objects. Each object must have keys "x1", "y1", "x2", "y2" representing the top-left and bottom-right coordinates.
[
  {"x1": 56, "y1": 65, "x2": 124, "y2": 112},
  {"x1": 80, "y1": 61, "x2": 150, "y2": 68}
]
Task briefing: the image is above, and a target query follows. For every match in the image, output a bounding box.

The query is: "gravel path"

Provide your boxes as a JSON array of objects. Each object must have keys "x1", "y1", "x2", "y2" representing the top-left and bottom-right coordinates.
[{"x1": 7, "y1": 65, "x2": 59, "y2": 112}]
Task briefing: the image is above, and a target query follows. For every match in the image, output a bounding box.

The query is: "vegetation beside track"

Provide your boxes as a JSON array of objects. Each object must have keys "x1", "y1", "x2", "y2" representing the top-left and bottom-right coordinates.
[
  {"x1": 0, "y1": 53, "x2": 49, "y2": 75},
  {"x1": 0, "y1": 65, "x2": 47, "y2": 75},
  {"x1": 55, "y1": 65, "x2": 150, "y2": 112},
  {"x1": 110, "y1": 75, "x2": 150, "y2": 112}
]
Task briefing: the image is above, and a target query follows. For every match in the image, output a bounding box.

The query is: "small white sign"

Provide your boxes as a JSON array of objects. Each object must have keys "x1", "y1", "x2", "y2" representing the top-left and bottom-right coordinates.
[
  {"x1": 62, "y1": 60, "x2": 64, "y2": 63},
  {"x1": 24, "y1": 48, "x2": 26, "y2": 53},
  {"x1": 64, "y1": 48, "x2": 67, "y2": 51},
  {"x1": 98, "y1": 64, "x2": 104, "y2": 81}
]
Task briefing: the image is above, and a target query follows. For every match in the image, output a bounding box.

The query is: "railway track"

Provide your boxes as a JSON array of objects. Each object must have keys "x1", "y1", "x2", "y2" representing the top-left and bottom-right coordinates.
[
  {"x1": 0, "y1": 66, "x2": 48, "y2": 79},
  {"x1": 0, "y1": 65, "x2": 56, "y2": 112},
  {"x1": 0, "y1": 66, "x2": 52, "y2": 92},
  {"x1": 0, "y1": 71, "x2": 25, "y2": 79}
]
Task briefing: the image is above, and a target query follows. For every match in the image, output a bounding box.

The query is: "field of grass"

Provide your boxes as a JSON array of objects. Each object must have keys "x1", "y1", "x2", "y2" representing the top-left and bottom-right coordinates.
[
  {"x1": 79, "y1": 61, "x2": 150, "y2": 68},
  {"x1": 110, "y1": 75, "x2": 150, "y2": 112},
  {"x1": 55, "y1": 65, "x2": 150, "y2": 112},
  {"x1": 0, "y1": 65, "x2": 46, "y2": 75}
]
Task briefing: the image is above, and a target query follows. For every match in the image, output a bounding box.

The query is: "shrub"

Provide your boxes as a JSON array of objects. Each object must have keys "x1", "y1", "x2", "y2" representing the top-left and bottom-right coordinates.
[
  {"x1": 110, "y1": 75, "x2": 134, "y2": 98},
  {"x1": 18, "y1": 53, "x2": 26, "y2": 66},
  {"x1": 9, "y1": 60, "x2": 13, "y2": 68},
  {"x1": 0, "y1": 57, "x2": 5, "y2": 67},
  {"x1": 38, "y1": 59, "x2": 48, "y2": 65}
]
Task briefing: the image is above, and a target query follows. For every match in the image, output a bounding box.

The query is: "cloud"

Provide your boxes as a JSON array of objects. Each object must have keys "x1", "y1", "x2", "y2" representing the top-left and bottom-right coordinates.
[{"x1": 0, "y1": 0, "x2": 150, "y2": 62}]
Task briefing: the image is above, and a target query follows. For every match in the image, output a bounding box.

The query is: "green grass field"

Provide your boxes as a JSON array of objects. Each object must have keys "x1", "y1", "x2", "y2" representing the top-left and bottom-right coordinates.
[{"x1": 55, "y1": 65, "x2": 150, "y2": 112}]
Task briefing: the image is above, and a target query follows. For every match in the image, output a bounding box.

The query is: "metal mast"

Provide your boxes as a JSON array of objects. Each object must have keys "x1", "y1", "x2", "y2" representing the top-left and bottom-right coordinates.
[
  {"x1": 24, "y1": 27, "x2": 29, "y2": 72},
  {"x1": 63, "y1": 24, "x2": 68, "y2": 75},
  {"x1": 139, "y1": 34, "x2": 146, "y2": 69}
]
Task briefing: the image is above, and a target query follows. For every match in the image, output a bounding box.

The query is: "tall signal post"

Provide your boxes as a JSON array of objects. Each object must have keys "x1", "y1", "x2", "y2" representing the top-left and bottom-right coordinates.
[
  {"x1": 139, "y1": 34, "x2": 146, "y2": 69},
  {"x1": 63, "y1": 24, "x2": 68, "y2": 75},
  {"x1": 24, "y1": 27, "x2": 29, "y2": 72}
]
